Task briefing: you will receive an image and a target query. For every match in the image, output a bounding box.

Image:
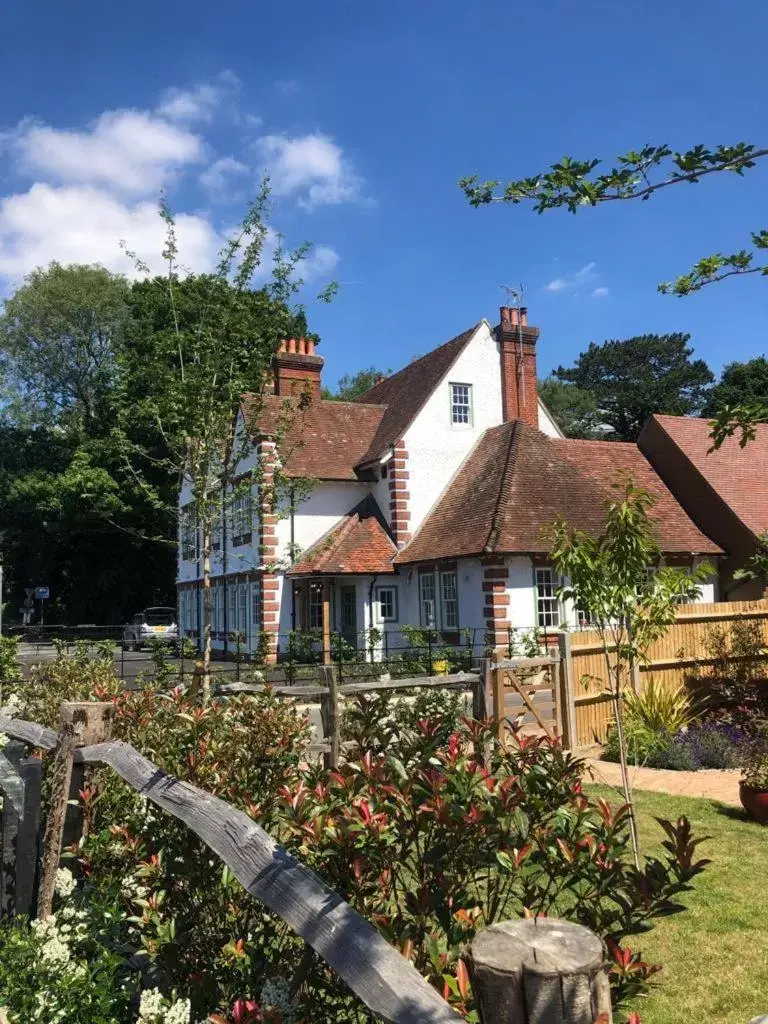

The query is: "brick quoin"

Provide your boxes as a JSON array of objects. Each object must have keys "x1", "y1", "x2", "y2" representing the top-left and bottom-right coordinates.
[
  {"x1": 388, "y1": 444, "x2": 412, "y2": 547},
  {"x1": 257, "y1": 440, "x2": 280, "y2": 663},
  {"x1": 482, "y1": 560, "x2": 511, "y2": 653}
]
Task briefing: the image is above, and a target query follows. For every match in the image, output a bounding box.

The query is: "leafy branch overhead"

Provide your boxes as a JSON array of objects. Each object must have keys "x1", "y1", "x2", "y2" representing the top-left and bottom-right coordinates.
[{"x1": 460, "y1": 143, "x2": 768, "y2": 294}]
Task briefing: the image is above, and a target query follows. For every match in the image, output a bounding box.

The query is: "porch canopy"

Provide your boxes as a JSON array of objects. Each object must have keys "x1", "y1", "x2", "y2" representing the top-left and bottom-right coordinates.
[{"x1": 288, "y1": 495, "x2": 396, "y2": 659}]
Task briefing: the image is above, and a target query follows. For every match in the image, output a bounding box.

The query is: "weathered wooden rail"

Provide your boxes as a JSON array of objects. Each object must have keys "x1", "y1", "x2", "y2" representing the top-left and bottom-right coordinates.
[{"x1": 0, "y1": 696, "x2": 612, "y2": 1024}]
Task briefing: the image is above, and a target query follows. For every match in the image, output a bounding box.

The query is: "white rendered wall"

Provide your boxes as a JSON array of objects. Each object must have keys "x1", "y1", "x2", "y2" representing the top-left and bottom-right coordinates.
[{"x1": 403, "y1": 323, "x2": 503, "y2": 536}]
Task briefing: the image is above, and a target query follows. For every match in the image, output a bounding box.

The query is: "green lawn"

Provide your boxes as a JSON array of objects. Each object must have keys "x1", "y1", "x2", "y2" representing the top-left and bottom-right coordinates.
[{"x1": 589, "y1": 786, "x2": 768, "y2": 1024}]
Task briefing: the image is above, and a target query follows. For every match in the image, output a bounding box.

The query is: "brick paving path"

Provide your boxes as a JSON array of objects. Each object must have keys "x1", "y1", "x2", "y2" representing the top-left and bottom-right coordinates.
[{"x1": 585, "y1": 758, "x2": 741, "y2": 806}]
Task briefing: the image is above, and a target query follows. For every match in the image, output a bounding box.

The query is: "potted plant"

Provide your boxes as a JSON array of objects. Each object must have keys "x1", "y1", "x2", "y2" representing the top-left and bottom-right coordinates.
[{"x1": 740, "y1": 728, "x2": 768, "y2": 824}]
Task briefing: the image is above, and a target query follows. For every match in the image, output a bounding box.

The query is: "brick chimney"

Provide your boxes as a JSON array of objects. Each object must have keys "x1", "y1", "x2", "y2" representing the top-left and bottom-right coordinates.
[
  {"x1": 272, "y1": 338, "x2": 324, "y2": 398},
  {"x1": 496, "y1": 306, "x2": 540, "y2": 427}
]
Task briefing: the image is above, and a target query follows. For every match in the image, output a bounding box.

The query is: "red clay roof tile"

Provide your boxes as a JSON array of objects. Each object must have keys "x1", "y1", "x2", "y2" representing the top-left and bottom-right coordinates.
[
  {"x1": 289, "y1": 496, "x2": 397, "y2": 575},
  {"x1": 649, "y1": 414, "x2": 768, "y2": 536},
  {"x1": 243, "y1": 394, "x2": 386, "y2": 481},
  {"x1": 396, "y1": 420, "x2": 721, "y2": 564}
]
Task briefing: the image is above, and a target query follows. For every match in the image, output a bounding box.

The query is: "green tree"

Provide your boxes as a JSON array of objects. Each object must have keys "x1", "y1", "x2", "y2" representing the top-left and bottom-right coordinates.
[
  {"x1": 460, "y1": 143, "x2": 768, "y2": 294},
  {"x1": 548, "y1": 479, "x2": 713, "y2": 865},
  {"x1": 538, "y1": 376, "x2": 603, "y2": 439},
  {"x1": 0, "y1": 263, "x2": 129, "y2": 433},
  {"x1": 554, "y1": 334, "x2": 713, "y2": 441},
  {"x1": 702, "y1": 357, "x2": 768, "y2": 418},
  {"x1": 118, "y1": 191, "x2": 326, "y2": 698},
  {"x1": 323, "y1": 366, "x2": 389, "y2": 401},
  {"x1": 0, "y1": 264, "x2": 175, "y2": 625}
]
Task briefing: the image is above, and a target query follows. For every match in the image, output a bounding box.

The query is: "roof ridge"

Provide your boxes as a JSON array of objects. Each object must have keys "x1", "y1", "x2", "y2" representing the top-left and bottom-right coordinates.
[
  {"x1": 352, "y1": 322, "x2": 482, "y2": 403},
  {"x1": 483, "y1": 421, "x2": 521, "y2": 554}
]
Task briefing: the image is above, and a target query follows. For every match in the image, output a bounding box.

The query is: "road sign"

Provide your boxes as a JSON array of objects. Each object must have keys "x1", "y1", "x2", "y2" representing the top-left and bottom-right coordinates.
[{"x1": 34, "y1": 587, "x2": 49, "y2": 600}]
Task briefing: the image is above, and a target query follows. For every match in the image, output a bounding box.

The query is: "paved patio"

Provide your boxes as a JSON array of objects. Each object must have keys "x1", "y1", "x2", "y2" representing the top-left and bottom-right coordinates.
[{"x1": 585, "y1": 757, "x2": 741, "y2": 806}]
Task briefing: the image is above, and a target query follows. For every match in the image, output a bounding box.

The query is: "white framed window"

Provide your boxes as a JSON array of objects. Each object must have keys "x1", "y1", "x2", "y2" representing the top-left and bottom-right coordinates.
[
  {"x1": 450, "y1": 383, "x2": 472, "y2": 426},
  {"x1": 237, "y1": 583, "x2": 249, "y2": 637},
  {"x1": 231, "y1": 487, "x2": 252, "y2": 546},
  {"x1": 210, "y1": 584, "x2": 221, "y2": 633},
  {"x1": 535, "y1": 567, "x2": 561, "y2": 629},
  {"x1": 419, "y1": 568, "x2": 460, "y2": 630},
  {"x1": 375, "y1": 586, "x2": 398, "y2": 623},
  {"x1": 251, "y1": 580, "x2": 261, "y2": 631},
  {"x1": 419, "y1": 571, "x2": 437, "y2": 628},
  {"x1": 227, "y1": 584, "x2": 237, "y2": 635},
  {"x1": 440, "y1": 570, "x2": 459, "y2": 629},
  {"x1": 180, "y1": 504, "x2": 198, "y2": 561},
  {"x1": 308, "y1": 585, "x2": 323, "y2": 630}
]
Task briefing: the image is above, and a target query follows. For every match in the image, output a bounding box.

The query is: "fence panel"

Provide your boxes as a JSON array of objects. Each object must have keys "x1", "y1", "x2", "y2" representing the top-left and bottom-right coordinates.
[{"x1": 569, "y1": 599, "x2": 768, "y2": 746}]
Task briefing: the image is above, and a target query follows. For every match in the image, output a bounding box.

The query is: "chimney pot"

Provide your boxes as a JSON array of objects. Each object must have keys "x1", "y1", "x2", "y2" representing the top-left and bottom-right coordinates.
[
  {"x1": 278, "y1": 340, "x2": 287, "y2": 353},
  {"x1": 287, "y1": 338, "x2": 297, "y2": 354},
  {"x1": 520, "y1": 306, "x2": 528, "y2": 326},
  {"x1": 306, "y1": 338, "x2": 315, "y2": 355},
  {"x1": 297, "y1": 338, "x2": 306, "y2": 355}
]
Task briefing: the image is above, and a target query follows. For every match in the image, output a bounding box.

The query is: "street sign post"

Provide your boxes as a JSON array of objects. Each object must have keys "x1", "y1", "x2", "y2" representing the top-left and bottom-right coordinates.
[{"x1": 34, "y1": 587, "x2": 49, "y2": 626}]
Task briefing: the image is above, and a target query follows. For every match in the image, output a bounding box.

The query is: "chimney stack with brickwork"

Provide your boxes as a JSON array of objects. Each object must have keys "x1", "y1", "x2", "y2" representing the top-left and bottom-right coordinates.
[
  {"x1": 496, "y1": 307, "x2": 540, "y2": 427},
  {"x1": 272, "y1": 338, "x2": 324, "y2": 398}
]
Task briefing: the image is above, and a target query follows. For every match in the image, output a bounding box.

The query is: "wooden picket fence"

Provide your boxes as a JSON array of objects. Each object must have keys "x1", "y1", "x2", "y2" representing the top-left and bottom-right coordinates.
[{"x1": 568, "y1": 599, "x2": 768, "y2": 746}]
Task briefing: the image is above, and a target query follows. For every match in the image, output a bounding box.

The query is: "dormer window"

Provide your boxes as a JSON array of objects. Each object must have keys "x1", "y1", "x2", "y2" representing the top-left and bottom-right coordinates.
[{"x1": 450, "y1": 383, "x2": 472, "y2": 426}]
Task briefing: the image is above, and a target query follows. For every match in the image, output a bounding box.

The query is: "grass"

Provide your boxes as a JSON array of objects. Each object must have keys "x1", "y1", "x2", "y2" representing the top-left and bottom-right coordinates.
[{"x1": 589, "y1": 785, "x2": 768, "y2": 1024}]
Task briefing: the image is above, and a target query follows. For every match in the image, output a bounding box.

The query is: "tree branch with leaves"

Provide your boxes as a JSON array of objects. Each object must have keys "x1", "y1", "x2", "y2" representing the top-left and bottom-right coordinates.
[{"x1": 460, "y1": 142, "x2": 768, "y2": 295}]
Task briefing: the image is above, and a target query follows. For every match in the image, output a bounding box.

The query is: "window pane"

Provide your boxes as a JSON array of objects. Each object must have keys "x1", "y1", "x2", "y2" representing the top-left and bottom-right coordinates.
[
  {"x1": 251, "y1": 581, "x2": 261, "y2": 628},
  {"x1": 535, "y1": 567, "x2": 559, "y2": 628},
  {"x1": 376, "y1": 587, "x2": 396, "y2": 622},
  {"x1": 450, "y1": 383, "x2": 472, "y2": 425},
  {"x1": 420, "y1": 572, "x2": 436, "y2": 627},
  {"x1": 440, "y1": 571, "x2": 458, "y2": 629},
  {"x1": 309, "y1": 586, "x2": 323, "y2": 630}
]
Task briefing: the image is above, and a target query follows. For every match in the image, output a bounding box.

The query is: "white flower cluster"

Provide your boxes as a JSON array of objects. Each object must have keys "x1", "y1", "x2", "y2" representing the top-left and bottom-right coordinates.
[
  {"x1": 260, "y1": 977, "x2": 300, "y2": 1024},
  {"x1": 54, "y1": 867, "x2": 77, "y2": 899},
  {"x1": 121, "y1": 873, "x2": 150, "y2": 900},
  {"x1": 137, "y1": 988, "x2": 191, "y2": 1024},
  {"x1": 0, "y1": 732, "x2": 8, "y2": 749}
]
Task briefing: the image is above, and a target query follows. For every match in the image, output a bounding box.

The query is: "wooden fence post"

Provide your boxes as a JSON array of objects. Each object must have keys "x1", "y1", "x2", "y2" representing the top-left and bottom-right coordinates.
[
  {"x1": 37, "y1": 702, "x2": 113, "y2": 918},
  {"x1": 557, "y1": 632, "x2": 578, "y2": 750},
  {"x1": 0, "y1": 740, "x2": 24, "y2": 916},
  {"x1": 319, "y1": 665, "x2": 340, "y2": 769},
  {"x1": 468, "y1": 917, "x2": 612, "y2": 1024},
  {"x1": 472, "y1": 659, "x2": 493, "y2": 720},
  {"x1": 492, "y1": 662, "x2": 505, "y2": 740},
  {"x1": 14, "y1": 757, "x2": 42, "y2": 916}
]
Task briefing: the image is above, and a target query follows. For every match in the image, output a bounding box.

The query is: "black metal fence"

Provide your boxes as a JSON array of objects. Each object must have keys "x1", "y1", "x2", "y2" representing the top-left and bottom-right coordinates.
[{"x1": 5, "y1": 623, "x2": 545, "y2": 686}]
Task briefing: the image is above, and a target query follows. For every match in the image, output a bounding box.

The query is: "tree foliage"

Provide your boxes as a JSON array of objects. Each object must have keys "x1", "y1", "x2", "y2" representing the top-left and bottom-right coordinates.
[
  {"x1": 0, "y1": 262, "x2": 129, "y2": 432},
  {"x1": 554, "y1": 333, "x2": 713, "y2": 441},
  {"x1": 702, "y1": 356, "x2": 768, "y2": 419},
  {"x1": 323, "y1": 366, "x2": 389, "y2": 401},
  {"x1": 538, "y1": 376, "x2": 604, "y2": 439},
  {"x1": 460, "y1": 143, "x2": 768, "y2": 294}
]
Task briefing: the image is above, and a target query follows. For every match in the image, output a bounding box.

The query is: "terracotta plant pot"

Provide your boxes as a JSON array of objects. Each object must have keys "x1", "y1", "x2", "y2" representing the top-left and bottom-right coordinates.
[{"x1": 739, "y1": 782, "x2": 768, "y2": 824}]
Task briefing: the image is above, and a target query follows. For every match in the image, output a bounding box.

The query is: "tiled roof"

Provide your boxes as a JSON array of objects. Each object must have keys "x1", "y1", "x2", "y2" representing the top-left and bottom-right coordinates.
[
  {"x1": 289, "y1": 496, "x2": 397, "y2": 575},
  {"x1": 649, "y1": 414, "x2": 768, "y2": 536},
  {"x1": 243, "y1": 394, "x2": 386, "y2": 481},
  {"x1": 396, "y1": 419, "x2": 721, "y2": 564},
  {"x1": 352, "y1": 324, "x2": 481, "y2": 465}
]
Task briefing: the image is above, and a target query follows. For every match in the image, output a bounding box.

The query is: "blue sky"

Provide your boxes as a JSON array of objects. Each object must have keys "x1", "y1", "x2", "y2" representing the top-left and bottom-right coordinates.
[{"x1": 1, "y1": 0, "x2": 766, "y2": 388}]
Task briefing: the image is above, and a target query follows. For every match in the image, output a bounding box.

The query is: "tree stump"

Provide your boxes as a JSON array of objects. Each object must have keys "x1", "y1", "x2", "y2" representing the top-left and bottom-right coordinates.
[{"x1": 468, "y1": 917, "x2": 612, "y2": 1024}]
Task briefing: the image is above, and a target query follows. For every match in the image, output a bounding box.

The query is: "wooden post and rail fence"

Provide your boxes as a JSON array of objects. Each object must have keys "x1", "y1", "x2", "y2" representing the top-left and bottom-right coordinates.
[
  {"x1": 0, "y1": 698, "x2": 618, "y2": 1024},
  {"x1": 0, "y1": 608, "x2": 766, "y2": 1023}
]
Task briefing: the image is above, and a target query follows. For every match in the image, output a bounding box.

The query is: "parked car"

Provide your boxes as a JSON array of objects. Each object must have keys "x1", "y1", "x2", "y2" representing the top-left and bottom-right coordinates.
[{"x1": 122, "y1": 607, "x2": 178, "y2": 651}]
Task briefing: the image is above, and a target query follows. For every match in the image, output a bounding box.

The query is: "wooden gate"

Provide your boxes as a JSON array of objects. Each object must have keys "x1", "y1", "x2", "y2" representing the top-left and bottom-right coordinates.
[{"x1": 491, "y1": 655, "x2": 561, "y2": 741}]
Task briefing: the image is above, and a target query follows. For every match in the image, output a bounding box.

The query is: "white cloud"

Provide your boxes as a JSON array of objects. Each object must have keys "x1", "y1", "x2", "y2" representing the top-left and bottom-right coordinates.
[
  {"x1": 592, "y1": 286, "x2": 609, "y2": 298},
  {"x1": 10, "y1": 110, "x2": 204, "y2": 195},
  {"x1": 199, "y1": 156, "x2": 250, "y2": 197},
  {"x1": 0, "y1": 77, "x2": 344, "y2": 289},
  {"x1": 157, "y1": 70, "x2": 241, "y2": 123},
  {"x1": 254, "y1": 132, "x2": 363, "y2": 208},
  {"x1": 0, "y1": 183, "x2": 224, "y2": 281},
  {"x1": 545, "y1": 262, "x2": 598, "y2": 293}
]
